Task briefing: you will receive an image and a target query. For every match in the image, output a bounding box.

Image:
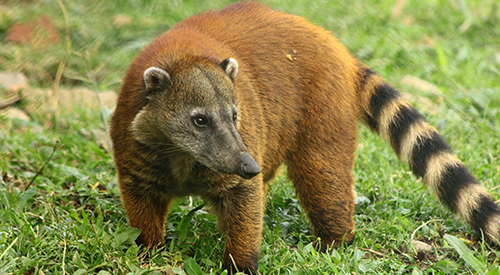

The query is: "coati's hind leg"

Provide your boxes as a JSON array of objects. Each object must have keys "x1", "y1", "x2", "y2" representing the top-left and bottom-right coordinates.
[{"x1": 286, "y1": 127, "x2": 357, "y2": 250}]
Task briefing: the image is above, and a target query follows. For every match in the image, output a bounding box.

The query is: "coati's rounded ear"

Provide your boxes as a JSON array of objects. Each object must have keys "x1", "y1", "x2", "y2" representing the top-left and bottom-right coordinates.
[
  {"x1": 220, "y1": 58, "x2": 238, "y2": 81},
  {"x1": 143, "y1": 67, "x2": 170, "y2": 91}
]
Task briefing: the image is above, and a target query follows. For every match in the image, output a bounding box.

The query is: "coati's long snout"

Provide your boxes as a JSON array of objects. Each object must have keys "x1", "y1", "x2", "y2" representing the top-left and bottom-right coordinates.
[{"x1": 207, "y1": 123, "x2": 261, "y2": 179}]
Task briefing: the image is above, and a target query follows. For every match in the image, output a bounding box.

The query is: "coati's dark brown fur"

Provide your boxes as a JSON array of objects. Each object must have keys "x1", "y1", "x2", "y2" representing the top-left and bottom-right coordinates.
[{"x1": 110, "y1": 2, "x2": 500, "y2": 273}]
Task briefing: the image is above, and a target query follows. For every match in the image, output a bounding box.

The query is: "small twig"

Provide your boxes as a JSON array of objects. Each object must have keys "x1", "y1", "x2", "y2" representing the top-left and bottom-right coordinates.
[
  {"x1": 0, "y1": 237, "x2": 18, "y2": 261},
  {"x1": 0, "y1": 95, "x2": 21, "y2": 110},
  {"x1": 359, "y1": 247, "x2": 387, "y2": 258},
  {"x1": 411, "y1": 219, "x2": 443, "y2": 241},
  {"x1": 410, "y1": 219, "x2": 443, "y2": 254},
  {"x1": 24, "y1": 140, "x2": 60, "y2": 192},
  {"x1": 62, "y1": 238, "x2": 67, "y2": 275},
  {"x1": 12, "y1": 140, "x2": 61, "y2": 206},
  {"x1": 490, "y1": 184, "x2": 500, "y2": 191}
]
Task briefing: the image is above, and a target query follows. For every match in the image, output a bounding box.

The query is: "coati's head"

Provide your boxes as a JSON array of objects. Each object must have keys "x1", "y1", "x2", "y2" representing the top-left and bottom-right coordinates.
[{"x1": 130, "y1": 57, "x2": 261, "y2": 180}]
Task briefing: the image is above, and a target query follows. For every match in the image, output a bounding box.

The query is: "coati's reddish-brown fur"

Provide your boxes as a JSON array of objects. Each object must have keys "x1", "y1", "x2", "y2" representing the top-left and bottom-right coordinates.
[{"x1": 110, "y1": 2, "x2": 500, "y2": 273}]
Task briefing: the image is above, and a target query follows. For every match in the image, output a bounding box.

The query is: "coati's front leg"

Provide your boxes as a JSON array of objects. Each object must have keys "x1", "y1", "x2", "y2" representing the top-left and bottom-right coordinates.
[
  {"x1": 207, "y1": 181, "x2": 266, "y2": 274},
  {"x1": 118, "y1": 172, "x2": 171, "y2": 249}
]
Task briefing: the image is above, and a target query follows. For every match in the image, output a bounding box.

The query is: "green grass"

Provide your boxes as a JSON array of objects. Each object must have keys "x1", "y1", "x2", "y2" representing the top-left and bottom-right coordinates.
[{"x1": 1, "y1": 0, "x2": 500, "y2": 274}]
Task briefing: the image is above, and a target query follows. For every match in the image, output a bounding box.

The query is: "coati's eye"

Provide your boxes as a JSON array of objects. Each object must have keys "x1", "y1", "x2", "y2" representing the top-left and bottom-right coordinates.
[
  {"x1": 193, "y1": 115, "x2": 208, "y2": 127},
  {"x1": 232, "y1": 107, "x2": 238, "y2": 124},
  {"x1": 232, "y1": 111, "x2": 238, "y2": 122}
]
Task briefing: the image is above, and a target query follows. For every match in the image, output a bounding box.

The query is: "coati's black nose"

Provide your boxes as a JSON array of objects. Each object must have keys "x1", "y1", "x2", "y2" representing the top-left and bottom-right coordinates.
[{"x1": 240, "y1": 152, "x2": 261, "y2": 179}]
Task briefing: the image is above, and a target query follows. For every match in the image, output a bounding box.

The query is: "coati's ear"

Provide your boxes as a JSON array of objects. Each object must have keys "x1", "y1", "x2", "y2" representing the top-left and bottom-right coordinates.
[
  {"x1": 143, "y1": 67, "x2": 170, "y2": 91},
  {"x1": 220, "y1": 58, "x2": 238, "y2": 81}
]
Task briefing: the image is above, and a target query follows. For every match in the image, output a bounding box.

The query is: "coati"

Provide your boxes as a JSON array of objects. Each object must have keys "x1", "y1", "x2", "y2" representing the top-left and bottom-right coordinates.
[{"x1": 110, "y1": 1, "x2": 500, "y2": 273}]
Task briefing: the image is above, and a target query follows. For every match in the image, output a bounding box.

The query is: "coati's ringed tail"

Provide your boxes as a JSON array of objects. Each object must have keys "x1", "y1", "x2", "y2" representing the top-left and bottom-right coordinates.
[{"x1": 359, "y1": 67, "x2": 500, "y2": 241}]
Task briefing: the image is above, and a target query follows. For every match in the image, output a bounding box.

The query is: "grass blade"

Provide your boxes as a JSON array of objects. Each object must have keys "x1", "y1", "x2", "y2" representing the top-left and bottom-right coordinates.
[
  {"x1": 184, "y1": 257, "x2": 204, "y2": 275},
  {"x1": 0, "y1": 237, "x2": 18, "y2": 261},
  {"x1": 443, "y1": 234, "x2": 487, "y2": 274}
]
